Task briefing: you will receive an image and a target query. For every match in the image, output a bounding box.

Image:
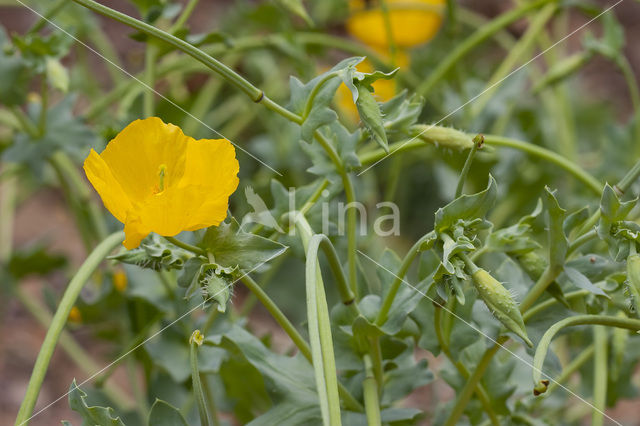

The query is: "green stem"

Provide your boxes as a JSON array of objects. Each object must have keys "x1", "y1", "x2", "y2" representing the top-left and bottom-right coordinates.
[
  {"x1": 170, "y1": 0, "x2": 200, "y2": 32},
  {"x1": 455, "y1": 134, "x2": 483, "y2": 198},
  {"x1": 545, "y1": 344, "x2": 594, "y2": 395},
  {"x1": 9, "y1": 106, "x2": 39, "y2": 137},
  {"x1": 416, "y1": 0, "x2": 554, "y2": 97},
  {"x1": 617, "y1": 57, "x2": 640, "y2": 157},
  {"x1": 567, "y1": 229, "x2": 597, "y2": 256},
  {"x1": 12, "y1": 286, "x2": 132, "y2": 411},
  {"x1": 190, "y1": 331, "x2": 211, "y2": 426},
  {"x1": 519, "y1": 266, "x2": 559, "y2": 313},
  {"x1": 0, "y1": 174, "x2": 16, "y2": 263},
  {"x1": 358, "y1": 132, "x2": 603, "y2": 195},
  {"x1": 143, "y1": 45, "x2": 156, "y2": 117},
  {"x1": 304, "y1": 234, "x2": 342, "y2": 426},
  {"x1": 362, "y1": 354, "x2": 381, "y2": 426},
  {"x1": 483, "y1": 135, "x2": 602, "y2": 195},
  {"x1": 300, "y1": 179, "x2": 330, "y2": 217},
  {"x1": 27, "y1": 0, "x2": 67, "y2": 34},
  {"x1": 376, "y1": 232, "x2": 434, "y2": 325},
  {"x1": 290, "y1": 214, "x2": 364, "y2": 412},
  {"x1": 241, "y1": 274, "x2": 361, "y2": 412},
  {"x1": 444, "y1": 339, "x2": 506, "y2": 426},
  {"x1": 200, "y1": 374, "x2": 221, "y2": 426},
  {"x1": 307, "y1": 235, "x2": 356, "y2": 306},
  {"x1": 164, "y1": 236, "x2": 207, "y2": 256},
  {"x1": 313, "y1": 131, "x2": 359, "y2": 298},
  {"x1": 241, "y1": 274, "x2": 312, "y2": 360},
  {"x1": 615, "y1": 158, "x2": 640, "y2": 195},
  {"x1": 378, "y1": 0, "x2": 397, "y2": 63},
  {"x1": 592, "y1": 326, "x2": 607, "y2": 426},
  {"x1": 71, "y1": 0, "x2": 263, "y2": 100},
  {"x1": 50, "y1": 151, "x2": 108, "y2": 243},
  {"x1": 434, "y1": 307, "x2": 500, "y2": 426},
  {"x1": 522, "y1": 290, "x2": 590, "y2": 322},
  {"x1": 302, "y1": 72, "x2": 339, "y2": 120},
  {"x1": 38, "y1": 74, "x2": 48, "y2": 135},
  {"x1": 532, "y1": 315, "x2": 640, "y2": 390},
  {"x1": 470, "y1": 3, "x2": 558, "y2": 118},
  {"x1": 15, "y1": 231, "x2": 125, "y2": 425}
]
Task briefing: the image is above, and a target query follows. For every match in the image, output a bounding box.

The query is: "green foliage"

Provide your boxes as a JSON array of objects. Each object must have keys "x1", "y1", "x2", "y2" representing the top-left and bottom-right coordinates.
[
  {"x1": 5, "y1": 2, "x2": 640, "y2": 426},
  {"x1": 67, "y1": 380, "x2": 125, "y2": 426}
]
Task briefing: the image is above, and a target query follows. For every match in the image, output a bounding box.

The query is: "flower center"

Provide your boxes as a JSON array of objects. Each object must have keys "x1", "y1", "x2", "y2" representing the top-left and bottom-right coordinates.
[{"x1": 154, "y1": 164, "x2": 167, "y2": 194}]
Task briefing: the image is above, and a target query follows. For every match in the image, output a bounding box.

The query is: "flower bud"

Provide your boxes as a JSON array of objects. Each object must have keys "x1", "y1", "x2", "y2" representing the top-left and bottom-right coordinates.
[{"x1": 471, "y1": 268, "x2": 532, "y2": 347}]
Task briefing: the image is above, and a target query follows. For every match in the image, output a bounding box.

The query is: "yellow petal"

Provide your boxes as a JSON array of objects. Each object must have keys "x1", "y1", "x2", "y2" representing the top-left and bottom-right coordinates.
[
  {"x1": 123, "y1": 214, "x2": 151, "y2": 250},
  {"x1": 347, "y1": 0, "x2": 444, "y2": 48},
  {"x1": 181, "y1": 138, "x2": 239, "y2": 230},
  {"x1": 99, "y1": 117, "x2": 189, "y2": 202},
  {"x1": 83, "y1": 149, "x2": 131, "y2": 223}
]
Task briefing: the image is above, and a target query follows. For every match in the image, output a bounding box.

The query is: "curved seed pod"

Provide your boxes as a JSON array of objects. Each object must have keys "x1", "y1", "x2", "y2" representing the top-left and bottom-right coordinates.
[
  {"x1": 471, "y1": 268, "x2": 533, "y2": 347},
  {"x1": 627, "y1": 253, "x2": 640, "y2": 315}
]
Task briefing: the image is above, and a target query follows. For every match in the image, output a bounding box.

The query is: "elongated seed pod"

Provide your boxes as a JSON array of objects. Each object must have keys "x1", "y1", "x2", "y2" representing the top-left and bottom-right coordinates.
[
  {"x1": 627, "y1": 253, "x2": 640, "y2": 315},
  {"x1": 471, "y1": 268, "x2": 533, "y2": 347}
]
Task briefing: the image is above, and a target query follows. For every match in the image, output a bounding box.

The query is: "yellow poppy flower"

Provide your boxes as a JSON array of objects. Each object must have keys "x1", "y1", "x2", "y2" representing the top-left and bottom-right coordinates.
[
  {"x1": 84, "y1": 117, "x2": 239, "y2": 249},
  {"x1": 347, "y1": 0, "x2": 445, "y2": 49}
]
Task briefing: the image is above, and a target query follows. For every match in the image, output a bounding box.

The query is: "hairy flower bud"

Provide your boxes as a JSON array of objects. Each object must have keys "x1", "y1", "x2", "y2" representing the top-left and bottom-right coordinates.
[{"x1": 471, "y1": 268, "x2": 532, "y2": 347}]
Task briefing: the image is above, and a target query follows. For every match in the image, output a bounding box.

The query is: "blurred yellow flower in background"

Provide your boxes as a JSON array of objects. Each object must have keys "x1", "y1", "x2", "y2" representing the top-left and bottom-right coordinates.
[
  {"x1": 84, "y1": 117, "x2": 239, "y2": 249},
  {"x1": 338, "y1": 0, "x2": 444, "y2": 122},
  {"x1": 68, "y1": 306, "x2": 82, "y2": 323},
  {"x1": 346, "y1": 0, "x2": 445, "y2": 49},
  {"x1": 113, "y1": 268, "x2": 128, "y2": 292}
]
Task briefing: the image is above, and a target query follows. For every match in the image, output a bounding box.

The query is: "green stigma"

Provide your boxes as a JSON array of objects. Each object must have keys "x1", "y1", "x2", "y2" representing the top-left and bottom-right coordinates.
[{"x1": 158, "y1": 164, "x2": 167, "y2": 192}]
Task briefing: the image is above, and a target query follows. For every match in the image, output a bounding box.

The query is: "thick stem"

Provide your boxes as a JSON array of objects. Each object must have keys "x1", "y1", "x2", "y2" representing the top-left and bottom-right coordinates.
[
  {"x1": 358, "y1": 133, "x2": 603, "y2": 195},
  {"x1": 483, "y1": 135, "x2": 602, "y2": 195},
  {"x1": 13, "y1": 287, "x2": 132, "y2": 411},
  {"x1": 522, "y1": 290, "x2": 589, "y2": 322},
  {"x1": 592, "y1": 326, "x2": 607, "y2": 426},
  {"x1": 434, "y1": 307, "x2": 500, "y2": 426},
  {"x1": 376, "y1": 233, "x2": 433, "y2": 325},
  {"x1": 362, "y1": 354, "x2": 382, "y2": 426},
  {"x1": 307, "y1": 235, "x2": 356, "y2": 306},
  {"x1": 15, "y1": 231, "x2": 125, "y2": 425},
  {"x1": 532, "y1": 315, "x2": 640, "y2": 389},
  {"x1": 444, "y1": 339, "x2": 506, "y2": 426}
]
